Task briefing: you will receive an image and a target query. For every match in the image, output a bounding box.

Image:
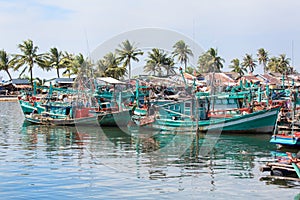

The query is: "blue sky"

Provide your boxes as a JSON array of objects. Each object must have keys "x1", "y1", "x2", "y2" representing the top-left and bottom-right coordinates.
[{"x1": 0, "y1": 0, "x2": 299, "y2": 80}]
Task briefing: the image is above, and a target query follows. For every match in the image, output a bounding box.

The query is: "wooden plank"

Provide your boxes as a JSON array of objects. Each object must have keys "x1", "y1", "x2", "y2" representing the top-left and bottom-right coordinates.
[
  {"x1": 267, "y1": 162, "x2": 295, "y2": 168},
  {"x1": 266, "y1": 175, "x2": 300, "y2": 182},
  {"x1": 271, "y1": 166, "x2": 296, "y2": 172}
]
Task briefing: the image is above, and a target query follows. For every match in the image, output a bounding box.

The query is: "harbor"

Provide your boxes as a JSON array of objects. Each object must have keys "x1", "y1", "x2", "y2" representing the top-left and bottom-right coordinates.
[
  {"x1": 0, "y1": 101, "x2": 299, "y2": 200},
  {"x1": 1, "y1": 0, "x2": 300, "y2": 197}
]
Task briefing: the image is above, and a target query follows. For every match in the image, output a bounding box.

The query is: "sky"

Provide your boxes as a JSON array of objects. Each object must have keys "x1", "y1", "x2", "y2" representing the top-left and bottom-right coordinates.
[{"x1": 0, "y1": 0, "x2": 300, "y2": 80}]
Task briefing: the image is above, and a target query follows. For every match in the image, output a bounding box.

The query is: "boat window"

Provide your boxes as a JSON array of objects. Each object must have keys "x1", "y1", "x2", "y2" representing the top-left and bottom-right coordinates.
[
  {"x1": 215, "y1": 99, "x2": 222, "y2": 104},
  {"x1": 185, "y1": 102, "x2": 191, "y2": 107},
  {"x1": 228, "y1": 99, "x2": 235, "y2": 104}
]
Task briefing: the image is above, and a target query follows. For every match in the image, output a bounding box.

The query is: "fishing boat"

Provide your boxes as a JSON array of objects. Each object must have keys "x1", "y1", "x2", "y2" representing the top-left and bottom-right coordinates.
[
  {"x1": 93, "y1": 77, "x2": 134, "y2": 127},
  {"x1": 270, "y1": 132, "x2": 300, "y2": 148},
  {"x1": 153, "y1": 104, "x2": 281, "y2": 133},
  {"x1": 24, "y1": 102, "x2": 97, "y2": 126},
  {"x1": 270, "y1": 116, "x2": 300, "y2": 149},
  {"x1": 131, "y1": 88, "x2": 281, "y2": 133},
  {"x1": 260, "y1": 152, "x2": 300, "y2": 181},
  {"x1": 270, "y1": 85, "x2": 300, "y2": 148}
]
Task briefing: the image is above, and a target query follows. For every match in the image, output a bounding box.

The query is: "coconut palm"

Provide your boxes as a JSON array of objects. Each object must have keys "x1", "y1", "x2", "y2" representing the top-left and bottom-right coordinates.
[
  {"x1": 0, "y1": 50, "x2": 14, "y2": 80},
  {"x1": 172, "y1": 40, "x2": 193, "y2": 71},
  {"x1": 95, "y1": 59, "x2": 107, "y2": 77},
  {"x1": 229, "y1": 58, "x2": 247, "y2": 76},
  {"x1": 257, "y1": 48, "x2": 269, "y2": 74},
  {"x1": 241, "y1": 54, "x2": 257, "y2": 74},
  {"x1": 13, "y1": 39, "x2": 46, "y2": 85},
  {"x1": 266, "y1": 57, "x2": 279, "y2": 73},
  {"x1": 144, "y1": 62, "x2": 157, "y2": 76},
  {"x1": 207, "y1": 48, "x2": 224, "y2": 72},
  {"x1": 162, "y1": 56, "x2": 176, "y2": 76},
  {"x1": 197, "y1": 51, "x2": 211, "y2": 73},
  {"x1": 145, "y1": 48, "x2": 172, "y2": 77},
  {"x1": 62, "y1": 52, "x2": 76, "y2": 78},
  {"x1": 267, "y1": 54, "x2": 291, "y2": 74},
  {"x1": 278, "y1": 54, "x2": 290, "y2": 74},
  {"x1": 197, "y1": 48, "x2": 224, "y2": 73},
  {"x1": 46, "y1": 47, "x2": 72, "y2": 78},
  {"x1": 103, "y1": 52, "x2": 126, "y2": 79},
  {"x1": 116, "y1": 40, "x2": 143, "y2": 80}
]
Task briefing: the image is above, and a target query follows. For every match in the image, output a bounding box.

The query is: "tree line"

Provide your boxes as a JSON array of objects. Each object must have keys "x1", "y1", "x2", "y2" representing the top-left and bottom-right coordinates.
[
  {"x1": 0, "y1": 39, "x2": 294, "y2": 86},
  {"x1": 197, "y1": 47, "x2": 294, "y2": 77}
]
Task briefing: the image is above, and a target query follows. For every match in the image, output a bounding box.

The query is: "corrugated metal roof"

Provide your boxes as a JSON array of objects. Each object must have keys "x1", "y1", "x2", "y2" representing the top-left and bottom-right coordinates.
[
  {"x1": 97, "y1": 77, "x2": 125, "y2": 84},
  {"x1": 11, "y1": 79, "x2": 30, "y2": 85},
  {"x1": 55, "y1": 78, "x2": 75, "y2": 84}
]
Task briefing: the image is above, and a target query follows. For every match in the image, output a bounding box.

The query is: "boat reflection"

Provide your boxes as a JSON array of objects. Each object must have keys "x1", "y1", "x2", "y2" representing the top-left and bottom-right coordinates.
[{"x1": 20, "y1": 122, "x2": 287, "y2": 189}]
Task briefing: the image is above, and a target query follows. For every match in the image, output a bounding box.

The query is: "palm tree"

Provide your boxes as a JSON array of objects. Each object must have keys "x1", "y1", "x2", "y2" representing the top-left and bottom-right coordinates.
[
  {"x1": 172, "y1": 40, "x2": 193, "y2": 71},
  {"x1": 145, "y1": 48, "x2": 172, "y2": 77},
  {"x1": 62, "y1": 52, "x2": 76, "y2": 78},
  {"x1": 197, "y1": 51, "x2": 211, "y2": 73},
  {"x1": 162, "y1": 56, "x2": 176, "y2": 76},
  {"x1": 266, "y1": 57, "x2": 279, "y2": 73},
  {"x1": 116, "y1": 40, "x2": 143, "y2": 80},
  {"x1": 144, "y1": 62, "x2": 157, "y2": 76},
  {"x1": 241, "y1": 54, "x2": 257, "y2": 74},
  {"x1": 67, "y1": 53, "x2": 91, "y2": 78},
  {"x1": 257, "y1": 48, "x2": 269, "y2": 74},
  {"x1": 229, "y1": 58, "x2": 247, "y2": 76},
  {"x1": 207, "y1": 48, "x2": 224, "y2": 72},
  {"x1": 95, "y1": 59, "x2": 107, "y2": 77},
  {"x1": 13, "y1": 39, "x2": 46, "y2": 85},
  {"x1": 278, "y1": 54, "x2": 290, "y2": 74},
  {"x1": 267, "y1": 54, "x2": 291, "y2": 75},
  {"x1": 103, "y1": 52, "x2": 126, "y2": 79},
  {"x1": 46, "y1": 47, "x2": 72, "y2": 78},
  {"x1": 0, "y1": 50, "x2": 14, "y2": 80}
]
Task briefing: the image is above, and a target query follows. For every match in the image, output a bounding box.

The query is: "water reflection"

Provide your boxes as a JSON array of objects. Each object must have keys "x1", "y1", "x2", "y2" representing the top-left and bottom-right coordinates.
[
  {"x1": 19, "y1": 124, "x2": 268, "y2": 177},
  {"x1": 18, "y1": 122, "x2": 300, "y2": 192},
  {"x1": 21, "y1": 123, "x2": 80, "y2": 151}
]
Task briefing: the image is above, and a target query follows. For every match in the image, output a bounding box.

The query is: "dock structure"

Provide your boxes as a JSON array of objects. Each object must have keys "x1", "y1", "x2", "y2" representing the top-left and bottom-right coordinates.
[{"x1": 0, "y1": 95, "x2": 18, "y2": 102}]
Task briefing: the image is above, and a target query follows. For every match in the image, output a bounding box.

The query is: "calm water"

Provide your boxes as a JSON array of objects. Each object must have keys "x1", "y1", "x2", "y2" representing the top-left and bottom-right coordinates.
[{"x1": 0, "y1": 102, "x2": 299, "y2": 200}]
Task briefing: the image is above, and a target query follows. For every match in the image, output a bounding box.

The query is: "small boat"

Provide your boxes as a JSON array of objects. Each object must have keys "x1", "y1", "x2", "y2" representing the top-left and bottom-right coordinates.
[
  {"x1": 260, "y1": 152, "x2": 300, "y2": 181},
  {"x1": 24, "y1": 102, "x2": 97, "y2": 126},
  {"x1": 270, "y1": 131, "x2": 300, "y2": 148},
  {"x1": 270, "y1": 93, "x2": 300, "y2": 149}
]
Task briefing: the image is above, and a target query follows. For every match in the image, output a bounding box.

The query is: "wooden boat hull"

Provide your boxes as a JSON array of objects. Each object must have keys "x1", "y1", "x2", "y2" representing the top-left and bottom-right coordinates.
[
  {"x1": 20, "y1": 100, "x2": 36, "y2": 114},
  {"x1": 97, "y1": 110, "x2": 132, "y2": 127},
  {"x1": 152, "y1": 106, "x2": 280, "y2": 133},
  {"x1": 270, "y1": 134, "x2": 300, "y2": 148},
  {"x1": 25, "y1": 114, "x2": 97, "y2": 126}
]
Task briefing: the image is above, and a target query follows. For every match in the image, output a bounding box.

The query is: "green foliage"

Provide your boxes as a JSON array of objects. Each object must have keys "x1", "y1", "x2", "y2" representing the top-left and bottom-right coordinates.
[
  {"x1": 45, "y1": 47, "x2": 73, "y2": 78},
  {"x1": 241, "y1": 54, "x2": 257, "y2": 73},
  {"x1": 229, "y1": 58, "x2": 247, "y2": 76},
  {"x1": 267, "y1": 54, "x2": 291, "y2": 74},
  {"x1": 0, "y1": 49, "x2": 14, "y2": 80},
  {"x1": 95, "y1": 52, "x2": 126, "y2": 79},
  {"x1": 144, "y1": 48, "x2": 175, "y2": 76},
  {"x1": 197, "y1": 48, "x2": 224, "y2": 73},
  {"x1": 185, "y1": 66, "x2": 195, "y2": 75},
  {"x1": 116, "y1": 40, "x2": 143, "y2": 79},
  {"x1": 13, "y1": 39, "x2": 47, "y2": 85},
  {"x1": 257, "y1": 48, "x2": 269, "y2": 73},
  {"x1": 172, "y1": 40, "x2": 193, "y2": 71}
]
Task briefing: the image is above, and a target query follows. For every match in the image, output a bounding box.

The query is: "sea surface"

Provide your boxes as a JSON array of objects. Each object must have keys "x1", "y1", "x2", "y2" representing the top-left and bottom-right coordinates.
[{"x1": 0, "y1": 101, "x2": 299, "y2": 200}]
